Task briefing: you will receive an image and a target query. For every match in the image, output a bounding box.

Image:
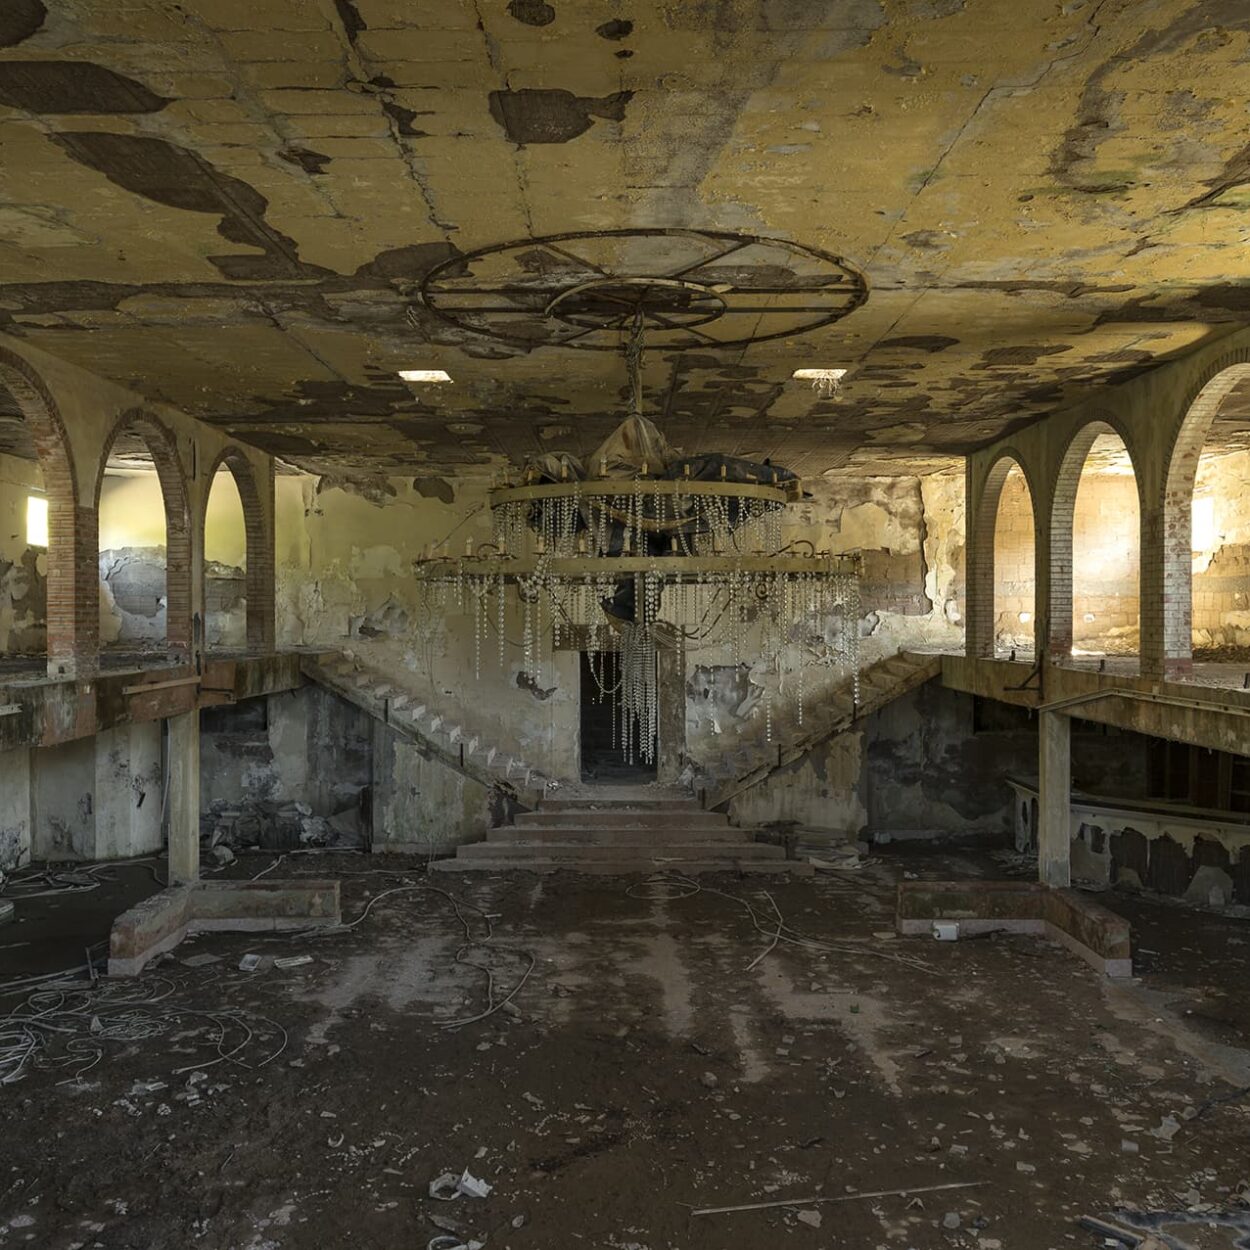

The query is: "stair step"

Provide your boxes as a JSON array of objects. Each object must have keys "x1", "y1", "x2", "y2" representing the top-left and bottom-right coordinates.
[
  {"x1": 489, "y1": 826, "x2": 748, "y2": 845},
  {"x1": 517, "y1": 810, "x2": 728, "y2": 829},
  {"x1": 458, "y1": 839, "x2": 784, "y2": 860},
  {"x1": 540, "y1": 797, "x2": 698, "y2": 812}
]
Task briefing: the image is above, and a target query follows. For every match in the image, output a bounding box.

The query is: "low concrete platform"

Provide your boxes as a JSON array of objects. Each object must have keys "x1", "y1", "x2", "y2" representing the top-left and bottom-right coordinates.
[
  {"x1": 109, "y1": 878, "x2": 341, "y2": 976},
  {"x1": 896, "y1": 878, "x2": 1132, "y2": 977}
]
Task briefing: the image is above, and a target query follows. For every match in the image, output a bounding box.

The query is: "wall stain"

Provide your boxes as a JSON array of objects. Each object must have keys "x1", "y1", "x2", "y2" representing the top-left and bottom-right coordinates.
[
  {"x1": 414, "y1": 476, "x2": 455, "y2": 503},
  {"x1": 596, "y1": 18, "x2": 633, "y2": 39},
  {"x1": 508, "y1": 0, "x2": 556, "y2": 25},
  {"x1": 49, "y1": 132, "x2": 326, "y2": 280},
  {"x1": 517, "y1": 671, "x2": 557, "y2": 700},
  {"x1": 0, "y1": 0, "x2": 45, "y2": 47},
  {"x1": 488, "y1": 88, "x2": 633, "y2": 144},
  {"x1": 0, "y1": 61, "x2": 169, "y2": 113},
  {"x1": 278, "y1": 146, "x2": 331, "y2": 175}
]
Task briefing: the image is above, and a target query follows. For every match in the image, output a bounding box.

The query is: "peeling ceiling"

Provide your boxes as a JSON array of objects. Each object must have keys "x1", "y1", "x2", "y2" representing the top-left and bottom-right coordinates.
[{"x1": 2, "y1": 0, "x2": 1250, "y2": 480}]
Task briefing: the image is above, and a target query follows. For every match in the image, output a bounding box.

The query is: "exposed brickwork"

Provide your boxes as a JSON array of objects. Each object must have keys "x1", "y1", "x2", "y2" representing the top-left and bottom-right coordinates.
[
  {"x1": 1047, "y1": 420, "x2": 1143, "y2": 662},
  {"x1": 0, "y1": 347, "x2": 96, "y2": 677},
  {"x1": 966, "y1": 453, "x2": 1036, "y2": 659},
  {"x1": 991, "y1": 464, "x2": 1036, "y2": 652},
  {"x1": 200, "y1": 448, "x2": 274, "y2": 653},
  {"x1": 93, "y1": 409, "x2": 193, "y2": 659}
]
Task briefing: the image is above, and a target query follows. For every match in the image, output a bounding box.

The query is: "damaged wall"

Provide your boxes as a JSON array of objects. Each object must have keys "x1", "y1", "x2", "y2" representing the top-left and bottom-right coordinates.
[
  {"x1": 269, "y1": 464, "x2": 969, "y2": 844},
  {"x1": 98, "y1": 471, "x2": 167, "y2": 646},
  {"x1": 199, "y1": 685, "x2": 372, "y2": 852},
  {"x1": 729, "y1": 685, "x2": 1154, "y2": 844},
  {"x1": 27, "y1": 722, "x2": 163, "y2": 861},
  {"x1": 1191, "y1": 448, "x2": 1250, "y2": 655},
  {"x1": 684, "y1": 470, "x2": 964, "y2": 776},
  {"x1": 0, "y1": 451, "x2": 46, "y2": 655},
  {"x1": 371, "y1": 723, "x2": 496, "y2": 855},
  {"x1": 0, "y1": 748, "x2": 32, "y2": 872},
  {"x1": 276, "y1": 471, "x2": 581, "y2": 780}
]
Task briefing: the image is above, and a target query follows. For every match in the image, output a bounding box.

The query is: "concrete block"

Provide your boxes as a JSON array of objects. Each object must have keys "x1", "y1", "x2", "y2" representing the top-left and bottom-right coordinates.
[
  {"x1": 896, "y1": 879, "x2": 1132, "y2": 977},
  {"x1": 108, "y1": 878, "x2": 341, "y2": 976}
]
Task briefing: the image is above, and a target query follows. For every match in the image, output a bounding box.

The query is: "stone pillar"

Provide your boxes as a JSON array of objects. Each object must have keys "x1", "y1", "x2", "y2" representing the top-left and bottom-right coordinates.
[
  {"x1": 1038, "y1": 709, "x2": 1071, "y2": 888},
  {"x1": 167, "y1": 709, "x2": 200, "y2": 884}
]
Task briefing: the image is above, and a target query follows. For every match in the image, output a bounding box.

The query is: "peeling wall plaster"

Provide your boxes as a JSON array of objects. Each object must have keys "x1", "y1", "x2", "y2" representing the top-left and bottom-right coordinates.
[{"x1": 0, "y1": 451, "x2": 46, "y2": 655}]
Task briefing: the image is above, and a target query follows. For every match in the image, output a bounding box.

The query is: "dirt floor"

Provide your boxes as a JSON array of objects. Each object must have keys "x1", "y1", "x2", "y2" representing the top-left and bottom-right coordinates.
[{"x1": 1, "y1": 850, "x2": 1249, "y2": 1250}]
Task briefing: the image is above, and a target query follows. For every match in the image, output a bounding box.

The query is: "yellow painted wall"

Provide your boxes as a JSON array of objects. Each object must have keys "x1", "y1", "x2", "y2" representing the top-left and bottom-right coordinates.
[
  {"x1": 205, "y1": 468, "x2": 246, "y2": 568},
  {"x1": 98, "y1": 472, "x2": 165, "y2": 549}
]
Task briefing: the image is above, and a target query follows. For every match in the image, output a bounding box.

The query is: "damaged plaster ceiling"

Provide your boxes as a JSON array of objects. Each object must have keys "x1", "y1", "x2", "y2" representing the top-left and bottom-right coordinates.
[{"x1": 2, "y1": 0, "x2": 1250, "y2": 480}]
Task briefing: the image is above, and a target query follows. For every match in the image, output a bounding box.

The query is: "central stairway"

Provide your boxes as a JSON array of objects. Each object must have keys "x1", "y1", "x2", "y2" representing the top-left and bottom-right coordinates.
[{"x1": 430, "y1": 789, "x2": 807, "y2": 874}]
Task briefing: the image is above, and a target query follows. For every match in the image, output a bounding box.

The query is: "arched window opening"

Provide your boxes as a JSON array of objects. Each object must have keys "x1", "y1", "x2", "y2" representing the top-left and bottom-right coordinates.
[
  {"x1": 94, "y1": 412, "x2": 190, "y2": 667},
  {"x1": 204, "y1": 464, "x2": 248, "y2": 651},
  {"x1": 98, "y1": 435, "x2": 169, "y2": 662},
  {"x1": 0, "y1": 383, "x2": 47, "y2": 672},
  {"x1": 992, "y1": 462, "x2": 1035, "y2": 658},
  {"x1": 1071, "y1": 431, "x2": 1140, "y2": 659},
  {"x1": 1182, "y1": 370, "x2": 1250, "y2": 663}
]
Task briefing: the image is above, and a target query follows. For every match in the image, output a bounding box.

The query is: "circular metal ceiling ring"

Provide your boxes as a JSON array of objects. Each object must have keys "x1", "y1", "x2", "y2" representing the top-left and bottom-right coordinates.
[
  {"x1": 544, "y1": 276, "x2": 728, "y2": 332},
  {"x1": 414, "y1": 228, "x2": 868, "y2": 352}
]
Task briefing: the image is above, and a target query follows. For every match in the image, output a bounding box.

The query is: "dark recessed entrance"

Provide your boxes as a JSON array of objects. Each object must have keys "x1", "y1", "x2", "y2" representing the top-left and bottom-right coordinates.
[{"x1": 579, "y1": 650, "x2": 657, "y2": 783}]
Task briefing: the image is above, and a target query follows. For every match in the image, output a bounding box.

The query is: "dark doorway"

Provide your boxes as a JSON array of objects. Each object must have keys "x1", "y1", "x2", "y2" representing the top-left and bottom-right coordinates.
[{"x1": 579, "y1": 650, "x2": 657, "y2": 783}]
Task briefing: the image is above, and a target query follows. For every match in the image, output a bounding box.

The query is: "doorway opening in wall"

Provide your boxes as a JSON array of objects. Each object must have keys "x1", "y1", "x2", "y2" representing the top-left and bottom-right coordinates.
[{"x1": 579, "y1": 650, "x2": 657, "y2": 784}]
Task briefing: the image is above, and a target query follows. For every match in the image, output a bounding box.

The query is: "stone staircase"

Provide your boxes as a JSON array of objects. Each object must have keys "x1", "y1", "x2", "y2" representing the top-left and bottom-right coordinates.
[
  {"x1": 301, "y1": 653, "x2": 550, "y2": 808},
  {"x1": 697, "y1": 650, "x2": 942, "y2": 810},
  {"x1": 431, "y1": 789, "x2": 808, "y2": 874}
]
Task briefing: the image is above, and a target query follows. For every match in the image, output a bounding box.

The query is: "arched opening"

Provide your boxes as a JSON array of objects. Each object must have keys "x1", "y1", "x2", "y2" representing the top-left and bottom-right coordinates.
[
  {"x1": 1164, "y1": 362, "x2": 1250, "y2": 667},
  {"x1": 1056, "y1": 425, "x2": 1141, "y2": 664},
  {"x1": 0, "y1": 350, "x2": 81, "y2": 677},
  {"x1": 991, "y1": 461, "x2": 1036, "y2": 657},
  {"x1": 94, "y1": 412, "x2": 191, "y2": 665},
  {"x1": 200, "y1": 448, "x2": 269, "y2": 654},
  {"x1": 0, "y1": 379, "x2": 48, "y2": 673},
  {"x1": 204, "y1": 462, "x2": 248, "y2": 651}
]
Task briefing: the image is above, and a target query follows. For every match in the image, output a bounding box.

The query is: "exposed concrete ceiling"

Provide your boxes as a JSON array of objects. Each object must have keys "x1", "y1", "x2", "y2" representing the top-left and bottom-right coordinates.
[{"x1": 2, "y1": 0, "x2": 1250, "y2": 481}]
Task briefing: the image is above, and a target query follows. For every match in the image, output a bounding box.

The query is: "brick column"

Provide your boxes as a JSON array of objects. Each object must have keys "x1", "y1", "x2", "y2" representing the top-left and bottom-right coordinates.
[
  {"x1": 1139, "y1": 501, "x2": 1173, "y2": 680},
  {"x1": 246, "y1": 457, "x2": 276, "y2": 652},
  {"x1": 165, "y1": 508, "x2": 193, "y2": 661},
  {"x1": 46, "y1": 503, "x2": 100, "y2": 679},
  {"x1": 1038, "y1": 709, "x2": 1071, "y2": 888},
  {"x1": 965, "y1": 459, "x2": 997, "y2": 659}
]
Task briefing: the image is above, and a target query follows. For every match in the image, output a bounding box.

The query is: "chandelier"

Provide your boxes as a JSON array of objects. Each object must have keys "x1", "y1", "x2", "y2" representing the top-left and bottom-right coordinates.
[{"x1": 414, "y1": 314, "x2": 861, "y2": 768}]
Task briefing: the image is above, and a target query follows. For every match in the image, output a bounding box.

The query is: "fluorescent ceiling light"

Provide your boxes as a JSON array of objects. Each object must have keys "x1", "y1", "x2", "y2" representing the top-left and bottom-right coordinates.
[
  {"x1": 792, "y1": 368, "x2": 848, "y2": 381},
  {"x1": 398, "y1": 369, "x2": 453, "y2": 383}
]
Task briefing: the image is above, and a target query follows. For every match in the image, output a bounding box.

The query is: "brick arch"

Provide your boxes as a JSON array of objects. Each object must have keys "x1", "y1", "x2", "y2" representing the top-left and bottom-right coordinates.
[
  {"x1": 1047, "y1": 417, "x2": 1143, "y2": 661},
  {"x1": 93, "y1": 409, "x2": 192, "y2": 656},
  {"x1": 200, "y1": 447, "x2": 273, "y2": 652},
  {"x1": 0, "y1": 346, "x2": 93, "y2": 675},
  {"x1": 968, "y1": 451, "x2": 1038, "y2": 658},
  {"x1": 1158, "y1": 352, "x2": 1250, "y2": 671}
]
